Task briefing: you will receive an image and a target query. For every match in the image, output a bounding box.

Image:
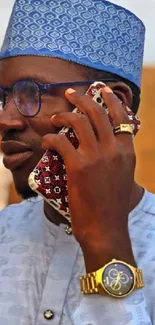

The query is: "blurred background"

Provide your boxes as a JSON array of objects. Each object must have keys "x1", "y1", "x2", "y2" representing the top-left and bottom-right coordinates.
[{"x1": 0, "y1": 0, "x2": 155, "y2": 209}]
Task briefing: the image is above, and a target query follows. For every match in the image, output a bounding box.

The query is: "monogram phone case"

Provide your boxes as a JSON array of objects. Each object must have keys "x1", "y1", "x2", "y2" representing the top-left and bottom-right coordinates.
[{"x1": 28, "y1": 82, "x2": 140, "y2": 222}]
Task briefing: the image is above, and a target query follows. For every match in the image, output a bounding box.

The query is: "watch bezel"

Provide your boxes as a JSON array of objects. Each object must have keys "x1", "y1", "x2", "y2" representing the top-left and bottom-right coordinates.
[{"x1": 96, "y1": 259, "x2": 136, "y2": 298}]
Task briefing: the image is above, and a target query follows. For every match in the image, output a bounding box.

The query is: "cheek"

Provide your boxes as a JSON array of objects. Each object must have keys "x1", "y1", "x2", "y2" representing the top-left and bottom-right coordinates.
[
  {"x1": 28, "y1": 96, "x2": 72, "y2": 136},
  {"x1": 28, "y1": 115, "x2": 57, "y2": 137}
]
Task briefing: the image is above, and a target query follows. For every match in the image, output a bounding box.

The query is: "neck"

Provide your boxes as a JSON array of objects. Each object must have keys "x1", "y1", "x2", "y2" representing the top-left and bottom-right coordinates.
[
  {"x1": 44, "y1": 201, "x2": 70, "y2": 226},
  {"x1": 44, "y1": 182, "x2": 144, "y2": 225}
]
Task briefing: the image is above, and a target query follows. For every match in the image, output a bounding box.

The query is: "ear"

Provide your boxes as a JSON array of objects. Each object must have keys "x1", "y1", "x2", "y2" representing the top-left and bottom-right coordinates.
[{"x1": 110, "y1": 82, "x2": 133, "y2": 108}]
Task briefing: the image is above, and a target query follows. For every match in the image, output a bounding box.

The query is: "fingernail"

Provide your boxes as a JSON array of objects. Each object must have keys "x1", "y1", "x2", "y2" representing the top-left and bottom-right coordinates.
[
  {"x1": 51, "y1": 114, "x2": 57, "y2": 119},
  {"x1": 59, "y1": 131, "x2": 65, "y2": 136},
  {"x1": 66, "y1": 88, "x2": 76, "y2": 94},
  {"x1": 104, "y1": 86, "x2": 113, "y2": 93}
]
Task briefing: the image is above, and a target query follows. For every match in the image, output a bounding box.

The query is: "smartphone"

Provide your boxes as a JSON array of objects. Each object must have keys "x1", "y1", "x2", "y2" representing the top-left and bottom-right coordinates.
[{"x1": 28, "y1": 82, "x2": 140, "y2": 223}]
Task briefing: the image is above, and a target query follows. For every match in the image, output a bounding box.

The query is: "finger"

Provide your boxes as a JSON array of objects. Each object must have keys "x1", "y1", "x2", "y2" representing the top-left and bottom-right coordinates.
[
  {"x1": 102, "y1": 87, "x2": 133, "y2": 146},
  {"x1": 41, "y1": 133, "x2": 79, "y2": 168},
  {"x1": 65, "y1": 88, "x2": 114, "y2": 145},
  {"x1": 51, "y1": 112, "x2": 99, "y2": 154},
  {"x1": 102, "y1": 87, "x2": 130, "y2": 126}
]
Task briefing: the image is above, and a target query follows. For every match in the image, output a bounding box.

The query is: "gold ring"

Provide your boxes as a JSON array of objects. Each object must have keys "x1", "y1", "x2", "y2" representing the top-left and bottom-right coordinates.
[{"x1": 114, "y1": 124, "x2": 133, "y2": 135}]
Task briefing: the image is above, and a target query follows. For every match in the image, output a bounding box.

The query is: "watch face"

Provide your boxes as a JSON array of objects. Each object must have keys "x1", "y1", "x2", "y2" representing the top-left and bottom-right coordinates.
[{"x1": 102, "y1": 262, "x2": 134, "y2": 297}]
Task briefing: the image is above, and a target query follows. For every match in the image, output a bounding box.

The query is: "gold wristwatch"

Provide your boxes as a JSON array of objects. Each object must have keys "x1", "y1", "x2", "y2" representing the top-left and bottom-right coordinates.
[{"x1": 80, "y1": 259, "x2": 144, "y2": 298}]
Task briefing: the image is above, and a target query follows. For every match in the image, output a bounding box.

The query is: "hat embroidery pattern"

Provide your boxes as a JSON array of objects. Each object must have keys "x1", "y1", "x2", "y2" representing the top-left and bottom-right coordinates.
[{"x1": 0, "y1": 0, "x2": 145, "y2": 88}]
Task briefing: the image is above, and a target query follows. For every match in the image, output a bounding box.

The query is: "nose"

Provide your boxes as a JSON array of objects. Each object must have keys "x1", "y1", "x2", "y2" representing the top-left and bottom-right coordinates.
[{"x1": 0, "y1": 100, "x2": 26, "y2": 133}]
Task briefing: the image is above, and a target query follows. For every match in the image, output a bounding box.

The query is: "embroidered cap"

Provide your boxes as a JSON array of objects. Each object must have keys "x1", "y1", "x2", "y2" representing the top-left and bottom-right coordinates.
[{"x1": 0, "y1": 0, "x2": 145, "y2": 88}]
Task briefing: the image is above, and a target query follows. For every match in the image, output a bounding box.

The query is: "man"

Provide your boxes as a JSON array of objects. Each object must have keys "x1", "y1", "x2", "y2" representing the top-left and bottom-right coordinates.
[{"x1": 0, "y1": 0, "x2": 154, "y2": 324}]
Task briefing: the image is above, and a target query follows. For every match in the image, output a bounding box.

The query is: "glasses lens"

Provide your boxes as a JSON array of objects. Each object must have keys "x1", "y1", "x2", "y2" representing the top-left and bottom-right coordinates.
[
  {"x1": 13, "y1": 80, "x2": 40, "y2": 116},
  {"x1": 0, "y1": 87, "x2": 4, "y2": 110}
]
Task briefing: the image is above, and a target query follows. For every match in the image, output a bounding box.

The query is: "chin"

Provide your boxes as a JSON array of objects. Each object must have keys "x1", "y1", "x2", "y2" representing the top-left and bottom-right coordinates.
[
  {"x1": 12, "y1": 169, "x2": 38, "y2": 200},
  {"x1": 11, "y1": 151, "x2": 44, "y2": 200},
  {"x1": 14, "y1": 180, "x2": 38, "y2": 200}
]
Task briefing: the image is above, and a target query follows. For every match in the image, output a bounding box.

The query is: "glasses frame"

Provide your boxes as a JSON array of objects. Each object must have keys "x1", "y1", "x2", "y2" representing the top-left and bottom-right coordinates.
[{"x1": 0, "y1": 78, "x2": 119, "y2": 117}]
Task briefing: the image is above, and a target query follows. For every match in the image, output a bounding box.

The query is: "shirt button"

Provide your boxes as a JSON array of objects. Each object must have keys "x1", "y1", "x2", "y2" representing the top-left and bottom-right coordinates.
[
  {"x1": 65, "y1": 225, "x2": 72, "y2": 235},
  {"x1": 44, "y1": 310, "x2": 54, "y2": 320}
]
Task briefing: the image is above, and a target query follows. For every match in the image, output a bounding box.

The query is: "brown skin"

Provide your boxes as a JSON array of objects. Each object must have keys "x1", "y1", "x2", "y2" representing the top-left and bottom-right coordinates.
[{"x1": 0, "y1": 56, "x2": 143, "y2": 272}]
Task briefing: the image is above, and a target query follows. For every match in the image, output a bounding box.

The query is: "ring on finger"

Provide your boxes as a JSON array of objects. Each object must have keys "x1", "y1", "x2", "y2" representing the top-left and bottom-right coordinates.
[{"x1": 113, "y1": 124, "x2": 133, "y2": 135}]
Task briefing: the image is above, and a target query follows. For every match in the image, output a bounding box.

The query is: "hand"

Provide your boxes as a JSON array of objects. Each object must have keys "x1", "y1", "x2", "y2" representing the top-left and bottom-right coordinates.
[{"x1": 42, "y1": 86, "x2": 136, "y2": 272}]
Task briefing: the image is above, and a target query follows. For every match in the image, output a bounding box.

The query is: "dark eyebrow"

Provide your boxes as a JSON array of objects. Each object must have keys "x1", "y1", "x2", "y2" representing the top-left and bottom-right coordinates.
[
  {"x1": 22, "y1": 74, "x2": 56, "y2": 84},
  {"x1": 0, "y1": 76, "x2": 55, "y2": 89},
  {"x1": 9, "y1": 73, "x2": 57, "y2": 87}
]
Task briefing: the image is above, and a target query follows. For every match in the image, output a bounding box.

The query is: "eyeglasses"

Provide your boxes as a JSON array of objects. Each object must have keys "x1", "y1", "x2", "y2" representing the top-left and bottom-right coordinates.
[{"x1": 0, "y1": 79, "x2": 118, "y2": 117}]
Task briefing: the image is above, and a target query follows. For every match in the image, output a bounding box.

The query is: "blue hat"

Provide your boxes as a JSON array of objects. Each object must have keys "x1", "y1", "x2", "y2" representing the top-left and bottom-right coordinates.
[{"x1": 0, "y1": 0, "x2": 145, "y2": 88}]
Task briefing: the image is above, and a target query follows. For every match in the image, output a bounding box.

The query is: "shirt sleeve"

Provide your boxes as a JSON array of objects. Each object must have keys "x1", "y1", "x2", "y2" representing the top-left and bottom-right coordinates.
[{"x1": 72, "y1": 290, "x2": 152, "y2": 325}]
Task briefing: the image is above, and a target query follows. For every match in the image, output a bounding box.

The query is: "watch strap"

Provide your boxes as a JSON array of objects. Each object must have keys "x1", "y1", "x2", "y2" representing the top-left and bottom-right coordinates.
[
  {"x1": 135, "y1": 268, "x2": 144, "y2": 288},
  {"x1": 80, "y1": 272, "x2": 99, "y2": 294}
]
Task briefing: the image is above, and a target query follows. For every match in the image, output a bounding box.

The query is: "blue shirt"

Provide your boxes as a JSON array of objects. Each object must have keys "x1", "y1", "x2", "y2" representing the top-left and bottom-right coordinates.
[{"x1": 0, "y1": 190, "x2": 154, "y2": 325}]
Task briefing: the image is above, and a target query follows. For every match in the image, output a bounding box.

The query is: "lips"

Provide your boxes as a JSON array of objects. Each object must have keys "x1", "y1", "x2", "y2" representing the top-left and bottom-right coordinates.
[
  {"x1": 1, "y1": 141, "x2": 33, "y2": 171},
  {"x1": 1, "y1": 140, "x2": 32, "y2": 155}
]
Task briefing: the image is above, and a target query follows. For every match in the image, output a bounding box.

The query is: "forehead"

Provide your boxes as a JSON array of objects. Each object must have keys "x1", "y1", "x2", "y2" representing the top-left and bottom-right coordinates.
[{"x1": 0, "y1": 56, "x2": 80, "y2": 86}]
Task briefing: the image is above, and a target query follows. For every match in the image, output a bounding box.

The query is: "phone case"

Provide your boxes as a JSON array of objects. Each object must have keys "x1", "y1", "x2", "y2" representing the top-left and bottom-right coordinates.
[{"x1": 28, "y1": 82, "x2": 140, "y2": 223}]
